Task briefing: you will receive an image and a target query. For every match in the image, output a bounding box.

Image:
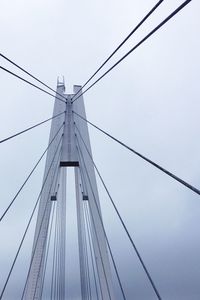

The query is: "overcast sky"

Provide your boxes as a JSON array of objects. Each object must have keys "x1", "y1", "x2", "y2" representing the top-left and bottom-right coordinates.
[{"x1": 0, "y1": 0, "x2": 200, "y2": 299}]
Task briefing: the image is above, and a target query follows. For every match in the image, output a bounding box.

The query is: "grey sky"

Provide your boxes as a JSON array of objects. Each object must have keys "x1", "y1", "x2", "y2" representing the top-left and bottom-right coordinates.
[{"x1": 0, "y1": 0, "x2": 200, "y2": 299}]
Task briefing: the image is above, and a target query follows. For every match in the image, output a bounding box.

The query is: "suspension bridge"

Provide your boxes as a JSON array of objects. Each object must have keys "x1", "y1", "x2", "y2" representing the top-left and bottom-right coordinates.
[{"x1": 0, "y1": 0, "x2": 198, "y2": 299}]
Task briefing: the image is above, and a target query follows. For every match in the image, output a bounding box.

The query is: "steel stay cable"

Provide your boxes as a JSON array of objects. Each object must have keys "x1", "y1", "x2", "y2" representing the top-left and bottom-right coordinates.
[
  {"x1": 55, "y1": 194, "x2": 62, "y2": 300},
  {"x1": 81, "y1": 204, "x2": 92, "y2": 300},
  {"x1": 50, "y1": 201, "x2": 58, "y2": 300},
  {"x1": 57, "y1": 172, "x2": 66, "y2": 300},
  {"x1": 84, "y1": 205, "x2": 101, "y2": 300},
  {"x1": 60, "y1": 173, "x2": 66, "y2": 300},
  {"x1": 78, "y1": 167, "x2": 102, "y2": 300},
  {"x1": 29, "y1": 165, "x2": 61, "y2": 300},
  {"x1": 76, "y1": 139, "x2": 127, "y2": 300},
  {"x1": 0, "y1": 195, "x2": 41, "y2": 300},
  {"x1": 59, "y1": 199, "x2": 63, "y2": 299},
  {"x1": 51, "y1": 179, "x2": 63, "y2": 300},
  {"x1": 53, "y1": 200, "x2": 59, "y2": 300},
  {"x1": 32, "y1": 168, "x2": 61, "y2": 300},
  {"x1": 86, "y1": 206, "x2": 103, "y2": 300},
  {"x1": 50, "y1": 178, "x2": 65, "y2": 300},
  {"x1": 40, "y1": 201, "x2": 56, "y2": 298},
  {"x1": 79, "y1": 160, "x2": 89, "y2": 201},
  {"x1": 58, "y1": 208, "x2": 62, "y2": 300},
  {"x1": 57, "y1": 198, "x2": 62, "y2": 300},
  {"x1": 75, "y1": 169, "x2": 90, "y2": 300},
  {"x1": 33, "y1": 200, "x2": 57, "y2": 299},
  {"x1": 0, "y1": 134, "x2": 62, "y2": 300},
  {"x1": 0, "y1": 188, "x2": 40, "y2": 299},
  {"x1": 83, "y1": 201, "x2": 100, "y2": 300},
  {"x1": 77, "y1": 151, "x2": 112, "y2": 300},
  {"x1": 76, "y1": 125, "x2": 162, "y2": 300},
  {"x1": 0, "y1": 122, "x2": 64, "y2": 222},
  {"x1": 77, "y1": 170, "x2": 92, "y2": 300},
  {"x1": 79, "y1": 168, "x2": 103, "y2": 299},
  {"x1": 0, "y1": 53, "x2": 67, "y2": 101},
  {"x1": 72, "y1": 0, "x2": 192, "y2": 103},
  {"x1": 0, "y1": 111, "x2": 65, "y2": 144},
  {"x1": 81, "y1": 211, "x2": 91, "y2": 300},
  {"x1": 0, "y1": 66, "x2": 66, "y2": 103},
  {"x1": 73, "y1": 111, "x2": 200, "y2": 197},
  {"x1": 22, "y1": 166, "x2": 61, "y2": 300},
  {"x1": 54, "y1": 203, "x2": 59, "y2": 299},
  {"x1": 81, "y1": 195, "x2": 92, "y2": 300},
  {"x1": 59, "y1": 169, "x2": 66, "y2": 300},
  {"x1": 21, "y1": 142, "x2": 62, "y2": 300},
  {"x1": 71, "y1": 0, "x2": 164, "y2": 100}
]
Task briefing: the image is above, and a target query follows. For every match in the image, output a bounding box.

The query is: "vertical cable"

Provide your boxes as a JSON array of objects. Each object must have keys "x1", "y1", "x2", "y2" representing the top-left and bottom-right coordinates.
[
  {"x1": 77, "y1": 150, "x2": 113, "y2": 300},
  {"x1": 79, "y1": 167, "x2": 102, "y2": 298},
  {"x1": 81, "y1": 198, "x2": 92, "y2": 300},
  {"x1": 32, "y1": 169, "x2": 61, "y2": 300},
  {"x1": 76, "y1": 126, "x2": 162, "y2": 300},
  {"x1": 21, "y1": 138, "x2": 63, "y2": 300},
  {"x1": 83, "y1": 201, "x2": 101, "y2": 300},
  {"x1": 77, "y1": 140, "x2": 127, "y2": 300},
  {"x1": 50, "y1": 201, "x2": 58, "y2": 300},
  {"x1": 40, "y1": 201, "x2": 56, "y2": 298}
]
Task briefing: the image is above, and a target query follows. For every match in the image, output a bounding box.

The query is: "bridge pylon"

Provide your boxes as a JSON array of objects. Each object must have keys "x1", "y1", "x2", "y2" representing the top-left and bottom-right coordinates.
[{"x1": 24, "y1": 81, "x2": 114, "y2": 300}]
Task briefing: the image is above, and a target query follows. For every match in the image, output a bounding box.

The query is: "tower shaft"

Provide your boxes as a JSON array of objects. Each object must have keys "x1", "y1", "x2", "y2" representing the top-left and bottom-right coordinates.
[{"x1": 25, "y1": 82, "x2": 114, "y2": 299}]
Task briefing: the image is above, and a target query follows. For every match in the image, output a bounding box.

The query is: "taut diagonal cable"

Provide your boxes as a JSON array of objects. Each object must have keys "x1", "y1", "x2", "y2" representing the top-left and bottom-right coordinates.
[
  {"x1": 72, "y1": 0, "x2": 192, "y2": 103},
  {"x1": 0, "y1": 122, "x2": 64, "y2": 222},
  {"x1": 0, "y1": 111, "x2": 65, "y2": 144},
  {"x1": 83, "y1": 202, "x2": 100, "y2": 300},
  {"x1": 0, "y1": 53, "x2": 67, "y2": 101},
  {"x1": 40, "y1": 201, "x2": 56, "y2": 298},
  {"x1": 0, "y1": 134, "x2": 62, "y2": 300},
  {"x1": 71, "y1": 0, "x2": 164, "y2": 100},
  {"x1": 0, "y1": 66, "x2": 66, "y2": 103},
  {"x1": 32, "y1": 170, "x2": 61, "y2": 300},
  {"x1": 73, "y1": 111, "x2": 200, "y2": 196},
  {"x1": 76, "y1": 140, "x2": 127, "y2": 300},
  {"x1": 78, "y1": 167, "x2": 103, "y2": 299},
  {"x1": 72, "y1": 0, "x2": 164, "y2": 100},
  {"x1": 77, "y1": 154, "x2": 112, "y2": 300},
  {"x1": 21, "y1": 143, "x2": 62, "y2": 300},
  {"x1": 76, "y1": 124, "x2": 162, "y2": 300}
]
